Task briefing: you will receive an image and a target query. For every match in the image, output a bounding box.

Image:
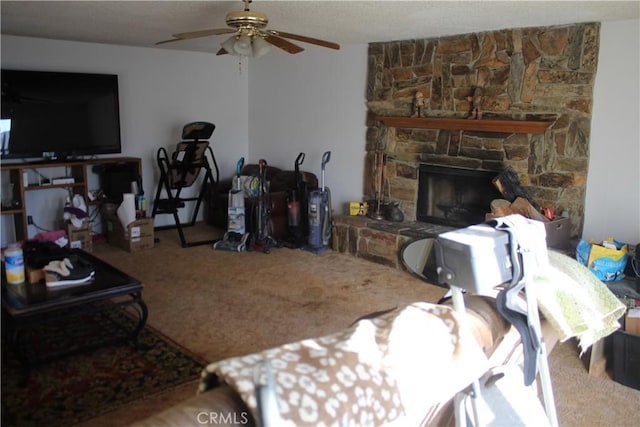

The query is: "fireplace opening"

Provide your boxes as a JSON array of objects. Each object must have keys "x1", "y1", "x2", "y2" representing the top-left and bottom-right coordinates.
[{"x1": 417, "y1": 164, "x2": 502, "y2": 227}]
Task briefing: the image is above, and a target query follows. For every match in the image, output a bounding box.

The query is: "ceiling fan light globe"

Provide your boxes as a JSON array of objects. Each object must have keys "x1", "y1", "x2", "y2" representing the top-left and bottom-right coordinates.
[
  {"x1": 252, "y1": 37, "x2": 271, "y2": 58},
  {"x1": 234, "y1": 35, "x2": 253, "y2": 56},
  {"x1": 221, "y1": 35, "x2": 239, "y2": 56}
]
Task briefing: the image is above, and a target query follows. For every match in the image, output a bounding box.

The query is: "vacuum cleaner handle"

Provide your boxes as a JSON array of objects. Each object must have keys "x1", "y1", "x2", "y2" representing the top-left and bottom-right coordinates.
[
  {"x1": 321, "y1": 151, "x2": 331, "y2": 192},
  {"x1": 236, "y1": 157, "x2": 245, "y2": 177},
  {"x1": 294, "y1": 152, "x2": 305, "y2": 172},
  {"x1": 294, "y1": 152, "x2": 305, "y2": 193},
  {"x1": 258, "y1": 159, "x2": 268, "y2": 194},
  {"x1": 321, "y1": 151, "x2": 331, "y2": 168},
  {"x1": 234, "y1": 157, "x2": 245, "y2": 192}
]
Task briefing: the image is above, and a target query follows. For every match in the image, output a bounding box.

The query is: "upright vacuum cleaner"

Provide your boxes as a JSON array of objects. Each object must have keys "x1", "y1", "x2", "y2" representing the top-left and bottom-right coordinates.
[
  {"x1": 250, "y1": 159, "x2": 275, "y2": 253},
  {"x1": 307, "y1": 151, "x2": 332, "y2": 254},
  {"x1": 285, "y1": 152, "x2": 308, "y2": 248},
  {"x1": 214, "y1": 157, "x2": 250, "y2": 252}
]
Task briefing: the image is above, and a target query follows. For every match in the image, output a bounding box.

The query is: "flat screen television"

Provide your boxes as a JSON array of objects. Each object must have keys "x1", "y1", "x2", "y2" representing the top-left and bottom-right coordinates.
[{"x1": 1, "y1": 69, "x2": 122, "y2": 161}]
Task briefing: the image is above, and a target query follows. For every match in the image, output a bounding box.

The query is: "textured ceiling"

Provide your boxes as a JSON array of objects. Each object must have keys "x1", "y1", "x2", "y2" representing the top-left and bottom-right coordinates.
[{"x1": 1, "y1": 1, "x2": 638, "y2": 54}]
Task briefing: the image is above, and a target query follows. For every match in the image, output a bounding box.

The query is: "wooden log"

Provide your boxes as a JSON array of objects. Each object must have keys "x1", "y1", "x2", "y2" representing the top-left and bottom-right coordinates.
[
  {"x1": 510, "y1": 197, "x2": 549, "y2": 222},
  {"x1": 486, "y1": 197, "x2": 549, "y2": 222},
  {"x1": 490, "y1": 199, "x2": 512, "y2": 217}
]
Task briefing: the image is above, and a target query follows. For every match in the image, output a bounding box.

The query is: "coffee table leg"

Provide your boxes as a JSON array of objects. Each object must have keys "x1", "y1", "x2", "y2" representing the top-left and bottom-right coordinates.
[
  {"x1": 130, "y1": 292, "x2": 148, "y2": 349},
  {"x1": 4, "y1": 321, "x2": 33, "y2": 385},
  {"x1": 17, "y1": 335, "x2": 31, "y2": 386}
]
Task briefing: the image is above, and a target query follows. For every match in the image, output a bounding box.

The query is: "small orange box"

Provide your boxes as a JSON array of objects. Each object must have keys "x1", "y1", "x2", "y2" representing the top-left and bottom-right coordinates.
[{"x1": 26, "y1": 266, "x2": 44, "y2": 284}]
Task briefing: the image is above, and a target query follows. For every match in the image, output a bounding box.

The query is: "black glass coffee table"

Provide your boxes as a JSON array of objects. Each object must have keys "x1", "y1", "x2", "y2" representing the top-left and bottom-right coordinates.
[{"x1": 2, "y1": 249, "x2": 147, "y2": 380}]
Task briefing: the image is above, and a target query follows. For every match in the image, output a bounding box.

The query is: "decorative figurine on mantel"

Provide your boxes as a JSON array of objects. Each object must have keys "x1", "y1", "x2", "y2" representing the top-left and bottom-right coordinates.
[
  {"x1": 412, "y1": 91, "x2": 425, "y2": 118},
  {"x1": 466, "y1": 87, "x2": 486, "y2": 120}
]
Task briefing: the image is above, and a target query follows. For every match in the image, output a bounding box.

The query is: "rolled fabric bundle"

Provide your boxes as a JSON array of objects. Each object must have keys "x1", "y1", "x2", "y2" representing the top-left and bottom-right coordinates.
[{"x1": 117, "y1": 193, "x2": 136, "y2": 228}]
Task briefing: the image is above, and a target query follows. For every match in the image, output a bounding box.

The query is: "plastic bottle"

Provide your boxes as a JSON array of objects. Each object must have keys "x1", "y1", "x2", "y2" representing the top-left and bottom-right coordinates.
[{"x1": 4, "y1": 242, "x2": 25, "y2": 285}]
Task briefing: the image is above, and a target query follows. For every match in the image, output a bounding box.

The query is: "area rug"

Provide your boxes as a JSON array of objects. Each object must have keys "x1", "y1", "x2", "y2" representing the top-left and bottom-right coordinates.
[{"x1": 1, "y1": 308, "x2": 206, "y2": 427}]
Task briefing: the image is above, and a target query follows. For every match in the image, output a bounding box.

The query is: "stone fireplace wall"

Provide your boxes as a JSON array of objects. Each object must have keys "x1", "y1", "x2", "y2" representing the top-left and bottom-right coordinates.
[{"x1": 365, "y1": 22, "x2": 600, "y2": 238}]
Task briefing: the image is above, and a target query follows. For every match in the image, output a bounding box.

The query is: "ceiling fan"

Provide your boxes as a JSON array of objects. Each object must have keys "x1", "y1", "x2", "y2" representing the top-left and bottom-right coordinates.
[{"x1": 156, "y1": 0, "x2": 340, "y2": 57}]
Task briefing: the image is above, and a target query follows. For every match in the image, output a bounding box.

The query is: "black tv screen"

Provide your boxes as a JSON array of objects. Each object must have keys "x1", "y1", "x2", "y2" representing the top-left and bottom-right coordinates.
[{"x1": 1, "y1": 69, "x2": 122, "y2": 160}]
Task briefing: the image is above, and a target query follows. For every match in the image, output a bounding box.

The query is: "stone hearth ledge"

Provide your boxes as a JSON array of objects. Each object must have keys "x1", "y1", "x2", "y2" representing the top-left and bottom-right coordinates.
[{"x1": 332, "y1": 215, "x2": 453, "y2": 270}]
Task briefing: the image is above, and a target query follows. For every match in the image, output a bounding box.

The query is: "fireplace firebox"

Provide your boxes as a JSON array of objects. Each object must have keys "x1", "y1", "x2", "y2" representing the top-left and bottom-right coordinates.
[{"x1": 417, "y1": 165, "x2": 502, "y2": 227}]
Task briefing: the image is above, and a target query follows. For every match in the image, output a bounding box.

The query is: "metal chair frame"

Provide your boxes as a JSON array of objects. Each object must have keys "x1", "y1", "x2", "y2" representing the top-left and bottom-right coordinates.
[{"x1": 152, "y1": 122, "x2": 220, "y2": 247}]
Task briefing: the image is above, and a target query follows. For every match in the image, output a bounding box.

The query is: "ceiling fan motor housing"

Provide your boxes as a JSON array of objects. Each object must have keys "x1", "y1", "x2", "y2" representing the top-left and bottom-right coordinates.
[{"x1": 225, "y1": 10, "x2": 268, "y2": 29}]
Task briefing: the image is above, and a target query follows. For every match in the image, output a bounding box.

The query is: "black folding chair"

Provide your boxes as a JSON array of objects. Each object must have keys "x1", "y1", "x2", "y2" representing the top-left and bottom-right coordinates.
[{"x1": 152, "y1": 122, "x2": 220, "y2": 247}]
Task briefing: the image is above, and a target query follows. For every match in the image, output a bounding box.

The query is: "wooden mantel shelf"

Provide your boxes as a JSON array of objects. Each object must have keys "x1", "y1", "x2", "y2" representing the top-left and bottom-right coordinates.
[{"x1": 376, "y1": 116, "x2": 552, "y2": 135}]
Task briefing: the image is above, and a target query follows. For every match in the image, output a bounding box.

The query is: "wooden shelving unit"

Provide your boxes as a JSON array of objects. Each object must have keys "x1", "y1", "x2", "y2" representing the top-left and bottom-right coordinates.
[
  {"x1": 1, "y1": 157, "x2": 141, "y2": 241},
  {"x1": 376, "y1": 116, "x2": 553, "y2": 134}
]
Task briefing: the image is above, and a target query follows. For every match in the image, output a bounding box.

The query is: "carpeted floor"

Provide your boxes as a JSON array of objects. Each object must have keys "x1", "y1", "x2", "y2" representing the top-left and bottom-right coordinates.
[{"x1": 71, "y1": 224, "x2": 639, "y2": 425}]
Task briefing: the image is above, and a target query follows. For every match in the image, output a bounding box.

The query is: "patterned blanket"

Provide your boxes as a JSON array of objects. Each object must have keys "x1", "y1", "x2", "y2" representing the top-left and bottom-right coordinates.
[{"x1": 199, "y1": 302, "x2": 489, "y2": 426}]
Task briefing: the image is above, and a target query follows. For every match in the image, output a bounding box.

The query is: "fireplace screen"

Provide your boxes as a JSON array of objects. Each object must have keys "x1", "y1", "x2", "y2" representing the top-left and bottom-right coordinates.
[{"x1": 417, "y1": 164, "x2": 502, "y2": 227}]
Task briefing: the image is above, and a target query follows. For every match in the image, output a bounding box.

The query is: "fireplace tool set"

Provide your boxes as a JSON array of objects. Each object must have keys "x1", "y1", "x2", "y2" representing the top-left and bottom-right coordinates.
[{"x1": 370, "y1": 150, "x2": 387, "y2": 220}]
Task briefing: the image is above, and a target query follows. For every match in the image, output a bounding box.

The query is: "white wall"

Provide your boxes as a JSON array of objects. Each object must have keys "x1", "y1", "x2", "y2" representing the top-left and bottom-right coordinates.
[
  {"x1": 1, "y1": 35, "x2": 249, "y2": 241},
  {"x1": 248, "y1": 45, "x2": 368, "y2": 215},
  {"x1": 584, "y1": 19, "x2": 640, "y2": 245}
]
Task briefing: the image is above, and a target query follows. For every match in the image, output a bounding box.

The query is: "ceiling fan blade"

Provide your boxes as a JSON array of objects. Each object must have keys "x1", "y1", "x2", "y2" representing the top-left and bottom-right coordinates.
[
  {"x1": 155, "y1": 38, "x2": 183, "y2": 46},
  {"x1": 172, "y1": 28, "x2": 236, "y2": 40},
  {"x1": 263, "y1": 34, "x2": 304, "y2": 54},
  {"x1": 267, "y1": 30, "x2": 340, "y2": 50}
]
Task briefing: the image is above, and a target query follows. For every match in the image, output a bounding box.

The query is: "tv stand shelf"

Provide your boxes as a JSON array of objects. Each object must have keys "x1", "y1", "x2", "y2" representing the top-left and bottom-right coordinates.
[{"x1": 1, "y1": 157, "x2": 141, "y2": 242}]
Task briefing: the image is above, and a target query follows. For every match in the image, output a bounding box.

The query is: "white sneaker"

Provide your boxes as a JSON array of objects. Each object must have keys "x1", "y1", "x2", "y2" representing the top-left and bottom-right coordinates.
[{"x1": 44, "y1": 257, "x2": 95, "y2": 288}]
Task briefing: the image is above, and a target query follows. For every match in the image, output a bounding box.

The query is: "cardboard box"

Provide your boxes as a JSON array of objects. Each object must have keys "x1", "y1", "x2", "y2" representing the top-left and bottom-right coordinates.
[
  {"x1": 67, "y1": 222, "x2": 93, "y2": 252},
  {"x1": 107, "y1": 217, "x2": 154, "y2": 252},
  {"x1": 544, "y1": 217, "x2": 570, "y2": 249},
  {"x1": 626, "y1": 308, "x2": 640, "y2": 335}
]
